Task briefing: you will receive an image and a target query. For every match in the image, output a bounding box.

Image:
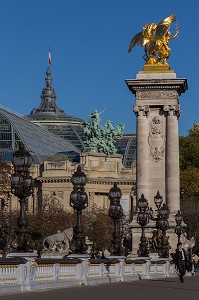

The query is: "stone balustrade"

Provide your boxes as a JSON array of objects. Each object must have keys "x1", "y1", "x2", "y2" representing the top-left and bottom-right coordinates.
[{"x1": 0, "y1": 257, "x2": 178, "y2": 295}]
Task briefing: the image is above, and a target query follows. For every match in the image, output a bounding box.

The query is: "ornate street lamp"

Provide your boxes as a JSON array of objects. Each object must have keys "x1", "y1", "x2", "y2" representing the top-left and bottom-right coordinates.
[
  {"x1": 175, "y1": 210, "x2": 183, "y2": 243},
  {"x1": 158, "y1": 203, "x2": 170, "y2": 258},
  {"x1": 154, "y1": 190, "x2": 163, "y2": 210},
  {"x1": 10, "y1": 142, "x2": 35, "y2": 252},
  {"x1": 153, "y1": 190, "x2": 163, "y2": 240},
  {"x1": 137, "y1": 194, "x2": 150, "y2": 257},
  {"x1": 70, "y1": 165, "x2": 88, "y2": 254},
  {"x1": 148, "y1": 191, "x2": 171, "y2": 257},
  {"x1": 108, "y1": 183, "x2": 124, "y2": 256}
]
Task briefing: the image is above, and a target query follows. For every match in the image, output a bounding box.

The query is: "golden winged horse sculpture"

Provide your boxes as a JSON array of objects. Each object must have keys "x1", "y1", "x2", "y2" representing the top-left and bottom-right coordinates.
[{"x1": 128, "y1": 15, "x2": 178, "y2": 68}]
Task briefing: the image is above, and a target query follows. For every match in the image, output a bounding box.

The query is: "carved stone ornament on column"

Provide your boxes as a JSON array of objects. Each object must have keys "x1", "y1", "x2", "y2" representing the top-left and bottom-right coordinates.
[
  {"x1": 148, "y1": 116, "x2": 165, "y2": 162},
  {"x1": 163, "y1": 105, "x2": 181, "y2": 117},
  {"x1": 133, "y1": 105, "x2": 149, "y2": 116},
  {"x1": 136, "y1": 90, "x2": 178, "y2": 100}
]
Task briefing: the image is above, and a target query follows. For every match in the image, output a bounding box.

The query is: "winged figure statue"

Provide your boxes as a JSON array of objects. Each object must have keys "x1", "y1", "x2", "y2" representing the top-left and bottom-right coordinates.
[{"x1": 128, "y1": 15, "x2": 178, "y2": 67}]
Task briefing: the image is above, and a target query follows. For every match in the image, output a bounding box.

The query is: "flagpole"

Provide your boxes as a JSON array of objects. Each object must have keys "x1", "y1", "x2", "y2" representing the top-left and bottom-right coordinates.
[{"x1": 48, "y1": 47, "x2": 52, "y2": 66}]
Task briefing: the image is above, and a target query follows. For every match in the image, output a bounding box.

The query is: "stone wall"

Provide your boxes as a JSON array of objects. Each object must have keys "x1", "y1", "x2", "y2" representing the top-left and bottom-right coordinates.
[{"x1": 32, "y1": 152, "x2": 136, "y2": 213}]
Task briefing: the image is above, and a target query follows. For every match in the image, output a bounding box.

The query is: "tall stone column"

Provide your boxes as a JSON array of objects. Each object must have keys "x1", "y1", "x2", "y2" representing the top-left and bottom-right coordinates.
[
  {"x1": 126, "y1": 74, "x2": 187, "y2": 209},
  {"x1": 133, "y1": 105, "x2": 149, "y2": 200},
  {"x1": 126, "y1": 73, "x2": 188, "y2": 255},
  {"x1": 164, "y1": 105, "x2": 181, "y2": 214}
]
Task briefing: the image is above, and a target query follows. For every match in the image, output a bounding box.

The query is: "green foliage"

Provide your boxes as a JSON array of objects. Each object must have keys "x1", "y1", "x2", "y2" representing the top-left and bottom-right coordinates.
[
  {"x1": 179, "y1": 122, "x2": 199, "y2": 170},
  {"x1": 179, "y1": 122, "x2": 199, "y2": 251},
  {"x1": 179, "y1": 123, "x2": 199, "y2": 200},
  {"x1": 180, "y1": 137, "x2": 199, "y2": 170},
  {"x1": 181, "y1": 199, "x2": 199, "y2": 250},
  {"x1": 180, "y1": 167, "x2": 199, "y2": 199}
]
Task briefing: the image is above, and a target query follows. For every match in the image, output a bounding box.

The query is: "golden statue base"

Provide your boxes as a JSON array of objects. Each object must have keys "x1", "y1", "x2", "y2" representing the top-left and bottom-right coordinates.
[{"x1": 139, "y1": 63, "x2": 174, "y2": 74}]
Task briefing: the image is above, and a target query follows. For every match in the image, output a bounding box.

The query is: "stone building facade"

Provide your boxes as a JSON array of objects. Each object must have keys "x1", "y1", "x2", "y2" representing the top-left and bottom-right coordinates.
[
  {"x1": 34, "y1": 151, "x2": 135, "y2": 214},
  {"x1": 0, "y1": 66, "x2": 136, "y2": 215}
]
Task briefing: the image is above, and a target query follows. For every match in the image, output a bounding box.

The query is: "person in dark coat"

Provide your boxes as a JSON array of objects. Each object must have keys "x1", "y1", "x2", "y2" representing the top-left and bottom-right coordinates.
[{"x1": 175, "y1": 242, "x2": 190, "y2": 283}]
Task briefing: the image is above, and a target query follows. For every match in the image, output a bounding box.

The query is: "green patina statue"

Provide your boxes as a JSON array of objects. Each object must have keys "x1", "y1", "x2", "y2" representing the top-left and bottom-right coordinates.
[{"x1": 83, "y1": 110, "x2": 124, "y2": 155}]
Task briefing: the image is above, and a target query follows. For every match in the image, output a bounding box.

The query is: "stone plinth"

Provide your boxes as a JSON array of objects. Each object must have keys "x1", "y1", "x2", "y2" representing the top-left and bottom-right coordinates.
[
  {"x1": 126, "y1": 71, "x2": 188, "y2": 254},
  {"x1": 7, "y1": 252, "x2": 38, "y2": 260}
]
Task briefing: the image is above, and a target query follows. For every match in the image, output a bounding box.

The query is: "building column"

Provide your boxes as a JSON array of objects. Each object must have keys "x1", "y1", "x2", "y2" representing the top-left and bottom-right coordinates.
[
  {"x1": 134, "y1": 105, "x2": 149, "y2": 201},
  {"x1": 164, "y1": 105, "x2": 181, "y2": 214}
]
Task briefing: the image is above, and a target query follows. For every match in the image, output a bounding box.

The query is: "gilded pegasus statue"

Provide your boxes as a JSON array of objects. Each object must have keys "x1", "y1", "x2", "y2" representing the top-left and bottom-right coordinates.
[{"x1": 128, "y1": 15, "x2": 178, "y2": 68}]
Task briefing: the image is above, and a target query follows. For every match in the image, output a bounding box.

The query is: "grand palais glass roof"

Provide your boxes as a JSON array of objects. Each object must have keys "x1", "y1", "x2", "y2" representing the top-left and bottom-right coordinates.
[
  {"x1": 0, "y1": 67, "x2": 136, "y2": 167},
  {"x1": 0, "y1": 107, "x2": 80, "y2": 164}
]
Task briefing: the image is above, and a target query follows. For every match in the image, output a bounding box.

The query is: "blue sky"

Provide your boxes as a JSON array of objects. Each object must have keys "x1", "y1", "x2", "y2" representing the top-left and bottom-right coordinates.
[{"x1": 0, "y1": 0, "x2": 198, "y2": 136}]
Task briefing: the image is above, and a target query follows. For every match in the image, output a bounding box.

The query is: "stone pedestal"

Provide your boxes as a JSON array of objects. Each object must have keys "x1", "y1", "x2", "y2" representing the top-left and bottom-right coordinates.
[
  {"x1": 126, "y1": 71, "x2": 188, "y2": 254},
  {"x1": 67, "y1": 253, "x2": 90, "y2": 260},
  {"x1": 7, "y1": 252, "x2": 38, "y2": 260},
  {"x1": 41, "y1": 252, "x2": 66, "y2": 259},
  {"x1": 128, "y1": 220, "x2": 156, "y2": 257},
  {"x1": 107, "y1": 256, "x2": 126, "y2": 261}
]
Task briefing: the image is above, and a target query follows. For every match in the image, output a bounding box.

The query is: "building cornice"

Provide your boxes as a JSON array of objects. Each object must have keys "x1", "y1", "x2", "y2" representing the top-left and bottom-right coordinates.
[
  {"x1": 125, "y1": 78, "x2": 188, "y2": 96},
  {"x1": 36, "y1": 176, "x2": 135, "y2": 186}
]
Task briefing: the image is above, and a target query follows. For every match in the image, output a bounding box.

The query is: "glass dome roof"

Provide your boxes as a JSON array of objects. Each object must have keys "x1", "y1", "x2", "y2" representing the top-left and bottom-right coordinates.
[
  {"x1": 115, "y1": 134, "x2": 136, "y2": 167},
  {"x1": 24, "y1": 66, "x2": 136, "y2": 167},
  {"x1": 0, "y1": 107, "x2": 80, "y2": 164}
]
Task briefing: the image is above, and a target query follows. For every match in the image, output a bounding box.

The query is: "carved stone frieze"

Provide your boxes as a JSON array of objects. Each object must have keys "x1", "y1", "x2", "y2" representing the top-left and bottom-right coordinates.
[
  {"x1": 148, "y1": 116, "x2": 165, "y2": 162},
  {"x1": 133, "y1": 105, "x2": 149, "y2": 116},
  {"x1": 136, "y1": 90, "x2": 178, "y2": 100},
  {"x1": 163, "y1": 104, "x2": 181, "y2": 117}
]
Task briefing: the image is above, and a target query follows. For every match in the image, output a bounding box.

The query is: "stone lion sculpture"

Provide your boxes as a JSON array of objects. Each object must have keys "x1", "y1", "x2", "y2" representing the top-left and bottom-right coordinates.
[{"x1": 43, "y1": 227, "x2": 73, "y2": 254}]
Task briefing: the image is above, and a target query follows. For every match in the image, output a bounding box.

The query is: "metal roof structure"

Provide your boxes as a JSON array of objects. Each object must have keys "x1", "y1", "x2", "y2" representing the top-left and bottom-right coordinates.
[
  {"x1": 0, "y1": 108, "x2": 80, "y2": 164},
  {"x1": 1, "y1": 66, "x2": 136, "y2": 167}
]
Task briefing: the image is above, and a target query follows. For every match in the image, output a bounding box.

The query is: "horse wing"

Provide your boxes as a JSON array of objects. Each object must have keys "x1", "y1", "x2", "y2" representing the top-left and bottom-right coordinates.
[
  {"x1": 128, "y1": 31, "x2": 148, "y2": 53},
  {"x1": 154, "y1": 15, "x2": 176, "y2": 40}
]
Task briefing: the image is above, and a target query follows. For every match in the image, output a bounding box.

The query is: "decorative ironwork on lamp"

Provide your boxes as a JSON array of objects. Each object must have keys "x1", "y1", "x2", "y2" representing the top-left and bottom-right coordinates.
[
  {"x1": 148, "y1": 191, "x2": 170, "y2": 258},
  {"x1": 154, "y1": 190, "x2": 163, "y2": 210},
  {"x1": 108, "y1": 182, "x2": 124, "y2": 256},
  {"x1": 10, "y1": 142, "x2": 35, "y2": 252},
  {"x1": 175, "y1": 210, "x2": 183, "y2": 243},
  {"x1": 137, "y1": 194, "x2": 150, "y2": 257},
  {"x1": 70, "y1": 165, "x2": 88, "y2": 254},
  {"x1": 157, "y1": 203, "x2": 170, "y2": 258}
]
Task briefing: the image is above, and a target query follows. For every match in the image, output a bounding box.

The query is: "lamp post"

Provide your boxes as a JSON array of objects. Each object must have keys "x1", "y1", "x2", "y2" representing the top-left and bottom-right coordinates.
[
  {"x1": 10, "y1": 142, "x2": 35, "y2": 252},
  {"x1": 154, "y1": 190, "x2": 163, "y2": 210},
  {"x1": 137, "y1": 194, "x2": 150, "y2": 257},
  {"x1": 153, "y1": 190, "x2": 163, "y2": 243},
  {"x1": 108, "y1": 183, "x2": 123, "y2": 256},
  {"x1": 175, "y1": 210, "x2": 183, "y2": 243},
  {"x1": 148, "y1": 191, "x2": 164, "y2": 254},
  {"x1": 70, "y1": 165, "x2": 88, "y2": 254},
  {"x1": 158, "y1": 203, "x2": 170, "y2": 258}
]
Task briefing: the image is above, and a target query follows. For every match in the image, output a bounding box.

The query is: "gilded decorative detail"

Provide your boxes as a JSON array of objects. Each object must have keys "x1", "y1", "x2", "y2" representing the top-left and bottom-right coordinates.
[
  {"x1": 148, "y1": 116, "x2": 165, "y2": 162},
  {"x1": 128, "y1": 15, "x2": 178, "y2": 69}
]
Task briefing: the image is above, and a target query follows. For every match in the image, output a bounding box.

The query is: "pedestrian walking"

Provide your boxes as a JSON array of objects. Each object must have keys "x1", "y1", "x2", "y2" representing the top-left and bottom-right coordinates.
[{"x1": 175, "y1": 242, "x2": 190, "y2": 283}]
